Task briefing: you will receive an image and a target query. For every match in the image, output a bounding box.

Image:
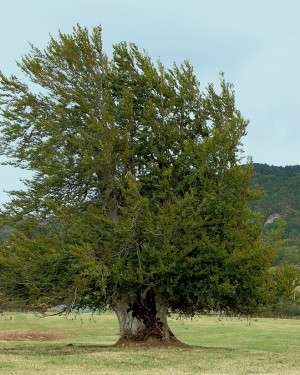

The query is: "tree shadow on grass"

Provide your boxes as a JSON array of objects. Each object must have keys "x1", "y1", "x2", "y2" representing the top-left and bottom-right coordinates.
[
  {"x1": 0, "y1": 343, "x2": 113, "y2": 356},
  {"x1": 0, "y1": 342, "x2": 240, "y2": 357}
]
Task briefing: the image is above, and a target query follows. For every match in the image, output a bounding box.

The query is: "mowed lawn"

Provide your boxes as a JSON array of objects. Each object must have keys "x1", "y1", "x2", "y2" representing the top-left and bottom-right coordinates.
[{"x1": 0, "y1": 312, "x2": 299, "y2": 375}]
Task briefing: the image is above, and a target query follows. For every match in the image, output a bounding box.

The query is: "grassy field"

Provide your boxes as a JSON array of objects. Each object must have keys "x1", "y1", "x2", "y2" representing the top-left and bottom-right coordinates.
[{"x1": 0, "y1": 312, "x2": 299, "y2": 375}]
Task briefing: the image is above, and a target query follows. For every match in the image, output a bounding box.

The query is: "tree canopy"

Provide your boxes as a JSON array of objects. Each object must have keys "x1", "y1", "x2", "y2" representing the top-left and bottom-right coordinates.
[{"x1": 0, "y1": 25, "x2": 280, "y2": 343}]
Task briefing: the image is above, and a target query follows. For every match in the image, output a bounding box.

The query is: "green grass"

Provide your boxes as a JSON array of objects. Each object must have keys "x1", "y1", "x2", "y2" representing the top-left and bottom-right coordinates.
[{"x1": 0, "y1": 312, "x2": 299, "y2": 374}]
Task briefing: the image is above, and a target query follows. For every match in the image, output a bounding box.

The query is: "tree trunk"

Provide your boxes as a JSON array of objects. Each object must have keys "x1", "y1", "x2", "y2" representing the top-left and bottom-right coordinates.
[{"x1": 112, "y1": 288, "x2": 180, "y2": 345}]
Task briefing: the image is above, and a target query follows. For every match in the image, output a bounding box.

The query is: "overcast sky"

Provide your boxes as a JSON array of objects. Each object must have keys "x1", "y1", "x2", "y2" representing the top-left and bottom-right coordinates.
[{"x1": 0, "y1": 0, "x2": 300, "y2": 204}]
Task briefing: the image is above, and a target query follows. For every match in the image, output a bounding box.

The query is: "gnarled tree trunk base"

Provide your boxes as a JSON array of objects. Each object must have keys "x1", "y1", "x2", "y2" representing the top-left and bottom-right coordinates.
[{"x1": 112, "y1": 288, "x2": 186, "y2": 347}]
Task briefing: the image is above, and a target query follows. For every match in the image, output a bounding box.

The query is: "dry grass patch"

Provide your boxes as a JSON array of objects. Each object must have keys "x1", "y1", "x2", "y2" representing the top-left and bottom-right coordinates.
[{"x1": 0, "y1": 330, "x2": 70, "y2": 342}]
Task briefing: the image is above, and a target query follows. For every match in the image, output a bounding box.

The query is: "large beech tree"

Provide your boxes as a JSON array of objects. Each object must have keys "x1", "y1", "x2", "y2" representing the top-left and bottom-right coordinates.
[{"x1": 0, "y1": 25, "x2": 278, "y2": 344}]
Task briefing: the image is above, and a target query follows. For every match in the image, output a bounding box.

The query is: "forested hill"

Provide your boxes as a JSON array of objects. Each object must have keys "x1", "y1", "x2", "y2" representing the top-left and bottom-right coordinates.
[
  {"x1": 250, "y1": 163, "x2": 300, "y2": 266},
  {"x1": 250, "y1": 163, "x2": 300, "y2": 233}
]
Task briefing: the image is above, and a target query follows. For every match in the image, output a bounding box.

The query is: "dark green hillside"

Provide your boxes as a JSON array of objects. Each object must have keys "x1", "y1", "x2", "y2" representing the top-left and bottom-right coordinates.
[{"x1": 250, "y1": 163, "x2": 300, "y2": 266}]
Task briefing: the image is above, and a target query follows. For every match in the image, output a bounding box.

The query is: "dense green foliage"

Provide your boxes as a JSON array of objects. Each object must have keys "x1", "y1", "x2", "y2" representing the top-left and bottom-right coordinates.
[{"x1": 0, "y1": 26, "x2": 280, "y2": 316}]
